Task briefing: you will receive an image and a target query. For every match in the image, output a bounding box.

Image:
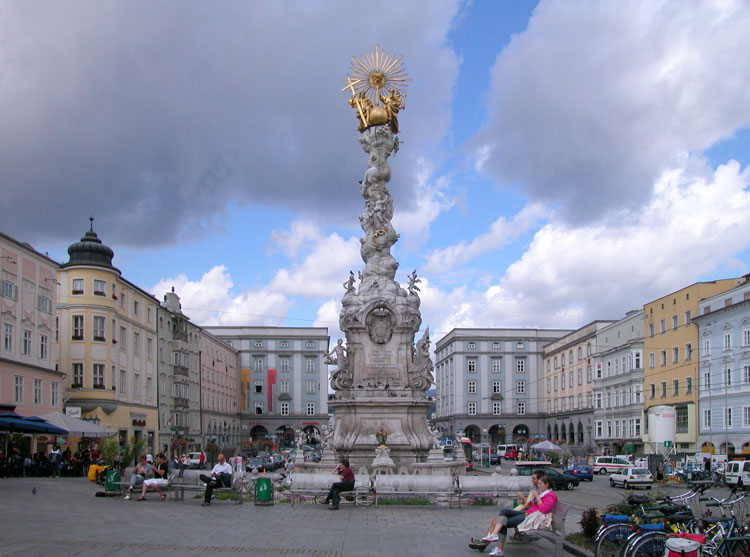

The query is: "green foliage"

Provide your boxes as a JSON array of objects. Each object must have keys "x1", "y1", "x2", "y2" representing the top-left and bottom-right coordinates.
[
  {"x1": 565, "y1": 532, "x2": 595, "y2": 552},
  {"x1": 579, "y1": 507, "x2": 600, "y2": 540},
  {"x1": 548, "y1": 451, "x2": 560, "y2": 465},
  {"x1": 377, "y1": 496, "x2": 434, "y2": 506},
  {"x1": 464, "y1": 495, "x2": 498, "y2": 506},
  {"x1": 120, "y1": 438, "x2": 148, "y2": 470},
  {"x1": 98, "y1": 437, "x2": 121, "y2": 466}
]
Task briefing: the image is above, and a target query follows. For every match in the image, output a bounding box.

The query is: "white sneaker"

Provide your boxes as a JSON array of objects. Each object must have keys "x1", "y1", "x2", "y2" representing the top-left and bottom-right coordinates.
[
  {"x1": 481, "y1": 534, "x2": 499, "y2": 542},
  {"x1": 123, "y1": 495, "x2": 130, "y2": 500},
  {"x1": 488, "y1": 548, "x2": 504, "y2": 556}
]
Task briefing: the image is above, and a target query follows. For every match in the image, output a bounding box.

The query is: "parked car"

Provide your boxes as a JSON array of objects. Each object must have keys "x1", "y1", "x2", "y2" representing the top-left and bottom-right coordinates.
[
  {"x1": 537, "y1": 466, "x2": 579, "y2": 490},
  {"x1": 187, "y1": 452, "x2": 202, "y2": 469},
  {"x1": 564, "y1": 462, "x2": 593, "y2": 481},
  {"x1": 245, "y1": 457, "x2": 265, "y2": 471},
  {"x1": 725, "y1": 460, "x2": 750, "y2": 487},
  {"x1": 609, "y1": 467, "x2": 653, "y2": 489},
  {"x1": 593, "y1": 456, "x2": 631, "y2": 475},
  {"x1": 497, "y1": 444, "x2": 519, "y2": 460}
]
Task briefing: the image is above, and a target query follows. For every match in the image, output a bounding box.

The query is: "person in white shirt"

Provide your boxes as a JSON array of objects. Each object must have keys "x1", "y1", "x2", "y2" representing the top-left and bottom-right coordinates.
[{"x1": 199, "y1": 453, "x2": 232, "y2": 506}]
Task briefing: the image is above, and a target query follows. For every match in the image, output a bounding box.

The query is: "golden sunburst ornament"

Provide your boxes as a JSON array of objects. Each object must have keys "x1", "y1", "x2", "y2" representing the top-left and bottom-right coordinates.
[{"x1": 342, "y1": 46, "x2": 409, "y2": 133}]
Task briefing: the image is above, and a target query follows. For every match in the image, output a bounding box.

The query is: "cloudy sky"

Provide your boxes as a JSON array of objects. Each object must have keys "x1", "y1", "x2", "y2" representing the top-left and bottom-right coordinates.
[{"x1": 3, "y1": 0, "x2": 750, "y2": 344}]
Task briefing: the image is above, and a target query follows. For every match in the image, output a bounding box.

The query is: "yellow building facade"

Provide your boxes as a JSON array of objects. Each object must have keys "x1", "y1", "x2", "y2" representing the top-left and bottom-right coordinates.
[
  {"x1": 57, "y1": 223, "x2": 159, "y2": 454},
  {"x1": 642, "y1": 278, "x2": 741, "y2": 453}
]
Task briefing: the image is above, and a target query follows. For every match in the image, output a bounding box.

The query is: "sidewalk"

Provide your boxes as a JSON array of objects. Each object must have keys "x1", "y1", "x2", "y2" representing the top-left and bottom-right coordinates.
[{"x1": 0, "y1": 477, "x2": 574, "y2": 556}]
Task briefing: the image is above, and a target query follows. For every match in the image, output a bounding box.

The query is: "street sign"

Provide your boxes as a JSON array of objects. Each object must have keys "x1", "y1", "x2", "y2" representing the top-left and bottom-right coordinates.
[
  {"x1": 65, "y1": 406, "x2": 81, "y2": 417},
  {"x1": 664, "y1": 441, "x2": 673, "y2": 447}
]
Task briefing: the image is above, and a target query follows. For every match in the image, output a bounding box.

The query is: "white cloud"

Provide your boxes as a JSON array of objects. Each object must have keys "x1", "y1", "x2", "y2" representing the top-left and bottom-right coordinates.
[
  {"x1": 425, "y1": 159, "x2": 750, "y2": 331},
  {"x1": 423, "y1": 203, "x2": 547, "y2": 272},
  {"x1": 269, "y1": 220, "x2": 324, "y2": 258},
  {"x1": 151, "y1": 265, "x2": 293, "y2": 327},
  {"x1": 472, "y1": 0, "x2": 750, "y2": 223}
]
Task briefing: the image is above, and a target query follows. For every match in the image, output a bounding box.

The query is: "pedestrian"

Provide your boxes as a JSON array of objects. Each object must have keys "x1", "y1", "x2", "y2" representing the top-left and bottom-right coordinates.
[
  {"x1": 199, "y1": 451, "x2": 205, "y2": 470},
  {"x1": 324, "y1": 459, "x2": 354, "y2": 510},
  {"x1": 48, "y1": 444, "x2": 62, "y2": 478}
]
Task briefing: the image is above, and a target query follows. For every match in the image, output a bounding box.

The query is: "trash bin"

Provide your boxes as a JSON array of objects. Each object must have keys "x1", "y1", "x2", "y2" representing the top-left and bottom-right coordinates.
[
  {"x1": 254, "y1": 477, "x2": 273, "y2": 506},
  {"x1": 106, "y1": 468, "x2": 120, "y2": 492}
]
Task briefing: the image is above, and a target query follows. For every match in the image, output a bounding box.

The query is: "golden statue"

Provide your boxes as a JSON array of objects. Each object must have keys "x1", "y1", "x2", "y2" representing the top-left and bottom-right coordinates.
[{"x1": 342, "y1": 46, "x2": 409, "y2": 133}]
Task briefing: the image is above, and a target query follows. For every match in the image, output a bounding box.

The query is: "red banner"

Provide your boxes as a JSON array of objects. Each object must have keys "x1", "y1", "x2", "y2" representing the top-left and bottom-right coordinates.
[{"x1": 267, "y1": 369, "x2": 276, "y2": 413}]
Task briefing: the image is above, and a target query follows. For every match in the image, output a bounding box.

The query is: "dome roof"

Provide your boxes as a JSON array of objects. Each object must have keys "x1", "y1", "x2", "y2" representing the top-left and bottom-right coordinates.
[{"x1": 62, "y1": 218, "x2": 118, "y2": 271}]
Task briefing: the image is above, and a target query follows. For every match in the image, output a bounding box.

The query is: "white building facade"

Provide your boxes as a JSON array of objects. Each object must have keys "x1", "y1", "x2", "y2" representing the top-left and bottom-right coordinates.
[
  {"x1": 592, "y1": 310, "x2": 645, "y2": 455},
  {"x1": 433, "y1": 328, "x2": 571, "y2": 445}
]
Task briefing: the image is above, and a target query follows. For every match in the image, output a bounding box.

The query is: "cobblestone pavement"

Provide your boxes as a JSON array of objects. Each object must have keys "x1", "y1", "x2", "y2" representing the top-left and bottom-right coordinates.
[{"x1": 0, "y1": 477, "x2": 575, "y2": 556}]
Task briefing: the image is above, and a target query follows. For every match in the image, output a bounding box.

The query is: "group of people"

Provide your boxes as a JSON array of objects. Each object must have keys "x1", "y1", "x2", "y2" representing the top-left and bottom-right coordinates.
[
  {"x1": 469, "y1": 469, "x2": 558, "y2": 556},
  {"x1": 122, "y1": 453, "x2": 170, "y2": 501}
]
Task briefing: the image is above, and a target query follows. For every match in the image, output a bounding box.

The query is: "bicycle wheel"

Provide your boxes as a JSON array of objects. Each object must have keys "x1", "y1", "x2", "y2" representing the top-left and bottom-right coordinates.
[
  {"x1": 595, "y1": 524, "x2": 632, "y2": 557},
  {"x1": 628, "y1": 532, "x2": 667, "y2": 557},
  {"x1": 728, "y1": 538, "x2": 750, "y2": 557}
]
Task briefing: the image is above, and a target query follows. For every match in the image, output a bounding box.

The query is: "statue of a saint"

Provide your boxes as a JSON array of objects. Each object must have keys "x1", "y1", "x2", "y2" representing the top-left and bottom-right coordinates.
[{"x1": 380, "y1": 89, "x2": 404, "y2": 134}]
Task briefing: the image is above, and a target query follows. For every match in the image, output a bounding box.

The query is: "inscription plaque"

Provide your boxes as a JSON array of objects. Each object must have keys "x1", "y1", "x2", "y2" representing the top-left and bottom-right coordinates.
[{"x1": 367, "y1": 349, "x2": 396, "y2": 369}]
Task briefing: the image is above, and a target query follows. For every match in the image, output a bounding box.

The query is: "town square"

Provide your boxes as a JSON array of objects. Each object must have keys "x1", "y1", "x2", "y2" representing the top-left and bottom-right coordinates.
[{"x1": 2, "y1": 1, "x2": 750, "y2": 556}]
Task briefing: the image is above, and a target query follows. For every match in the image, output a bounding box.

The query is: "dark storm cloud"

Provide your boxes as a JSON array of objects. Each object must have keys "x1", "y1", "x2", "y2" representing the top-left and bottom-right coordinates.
[
  {"x1": 470, "y1": 0, "x2": 750, "y2": 224},
  {"x1": 0, "y1": 1, "x2": 460, "y2": 247}
]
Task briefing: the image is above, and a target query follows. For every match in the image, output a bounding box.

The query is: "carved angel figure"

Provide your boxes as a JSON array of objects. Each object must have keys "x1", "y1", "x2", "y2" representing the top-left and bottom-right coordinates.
[
  {"x1": 343, "y1": 271, "x2": 356, "y2": 294},
  {"x1": 409, "y1": 327, "x2": 434, "y2": 391},
  {"x1": 407, "y1": 270, "x2": 421, "y2": 295},
  {"x1": 327, "y1": 339, "x2": 353, "y2": 390},
  {"x1": 380, "y1": 89, "x2": 404, "y2": 134}
]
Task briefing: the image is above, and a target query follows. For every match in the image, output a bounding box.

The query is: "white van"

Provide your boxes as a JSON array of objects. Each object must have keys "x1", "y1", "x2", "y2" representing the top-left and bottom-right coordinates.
[
  {"x1": 593, "y1": 456, "x2": 631, "y2": 475},
  {"x1": 496, "y1": 444, "x2": 519, "y2": 460},
  {"x1": 725, "y1": 460, "x2": 750, "y2": 487}
]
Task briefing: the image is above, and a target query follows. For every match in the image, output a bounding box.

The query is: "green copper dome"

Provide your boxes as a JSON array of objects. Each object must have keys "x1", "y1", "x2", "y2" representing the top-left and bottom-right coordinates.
[{"x1": 62, "y1": 218, "x2": 117, "y2": 270}]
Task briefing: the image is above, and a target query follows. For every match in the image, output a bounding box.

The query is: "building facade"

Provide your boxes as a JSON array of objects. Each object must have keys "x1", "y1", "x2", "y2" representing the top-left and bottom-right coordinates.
[
  {"x1": 693, "y1": 276, "x2": 750, "y2": 456},
  {"x1": 198, "y1": 329, "x2": 241, "y2": 451},
  {"x1": 203, "y1": 326, "x2": 328, "y2": 448},
  {"x1": 57, "y1": 223, "x2": 160, "y2": 455},
  {"x1": 642, "y1": 278, "x2": 741, "y2": 454},
  {"x1": 543, "y1": 321, "x2": 614, "y2": 453},
  {"x1": 592, "y1": 310, "x2": 645, "y2": 454},
  {"x1": 433, "y1": 328, "x2": 571, "y2": 445},
  {"x1": 1, "y1": 231, "x2": 63, "y2": 419},
  {"x1": 157, "y1": 288, "x2": 202, "y2": 456}
]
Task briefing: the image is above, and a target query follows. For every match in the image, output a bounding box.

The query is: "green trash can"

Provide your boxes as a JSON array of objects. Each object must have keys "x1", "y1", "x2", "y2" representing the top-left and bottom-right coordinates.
[
  {"x1": 105, "y1": 468, "x2": 121, "y2": 493},
  {"x1": 255, "y1": 477, "x2": 273, "y2": 506}
]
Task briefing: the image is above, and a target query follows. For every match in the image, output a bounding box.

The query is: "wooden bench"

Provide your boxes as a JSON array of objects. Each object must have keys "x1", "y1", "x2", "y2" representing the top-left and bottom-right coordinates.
[
  {"x1": 511, "y1": 501, "x2": 571, "y2": 557},
  {"x1": 113, "y1": 474, "x2": 179, "y2": 499},
  {"x1": 172, "y1": 476, "x2": 249, "y2": 504},
  {"x1": 288, "y1": 478, "x2": 373, "y2": 506}
]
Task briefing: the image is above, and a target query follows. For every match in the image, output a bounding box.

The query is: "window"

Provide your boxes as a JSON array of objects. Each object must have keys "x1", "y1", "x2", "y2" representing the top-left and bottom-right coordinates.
[
  {"x1": 634, "y1": 351, "x2": 641, "y2": 368},
  {"x1": 650, "y1": 383, "x2": 655, "y2": 399},
  {"x1": 595, "y1": 392, "x2": 602, "y2": 408},
  {"x1": 467, "y1": 380, "x2": 477, "y2": 394},
  {"x1": 133, "y1": 332, "x2": 140, "y2": 355},
  {"x1": 119, "y1": 369, "x2": 126, "y2": 394},
  {"x1": 51, "y1": 381, "x2": 59, "y2": 407},
  {"x1": 516, "y1": 380, "x2": 525, "y2": 394},
  {"x1": 38, "y1": 294, "x2": 51, "y2": 313},
  {"x1": 703, "y1": 370, "x2": 711, "y2": 389},
  {"x1": 725, "y1": 367, "x2": 732, "y2": 386},
  {"x1": 146, "y1": 307, "x2": 151, "y2": 322},
  {"x1": 306, "y1": 402, "x2": 315, "y2": 416},
  {"x1": 517, "y1": 401, "x2": 526, "y2": 415},
  {"x1": 547, "y1": 378, "x2": 551, "y2": 393},
  {"x1": 33, "y1": 378, "x2": 42, "y2": 405},
  {"x1": 306, "y1": 380, "x2": 316, "y2": 394},
  {"x1": 14, "y1": 375, "x2": 23, "y2": 403},
  {"x1": 93, "y1": 279, "x2": 106, "y2": 296},
  {"x1": 686, "y1": 376, "x2": 692, "y2": 394},
  {"x1": 467, "y1": 402, "x2": 477, "y2": 415},
  {"x1": 491, "y1": 359, "x2": 502, "y2": 373},
  {"x1": 467, "y1": 359, "x2": 477, "y2": 373},
  {"x1": 744, "y1": 365, "x2": 750, "y2": 384},
  {"x1": 649, "y1": 323, "x2": 654, "y2": 337},
  {"x1": 92, "y1": 316, "x2": 105, "y2": 341},
  {"x1": 306, "y1": 341, "x2": 315, "y2": 348},
  {"x1": 649, "y1": 353, "x2": 655, "y2": 368},
  {"x1": 569, "y1": 373, "x2": 574, "y2": 388},
  {"x1": 93, "y1": 363, "x2": 104, "y2": 387},
  {"x1": 607, "y1": 421, "x2": 612, "y2": 437},
  {"x1": 72, "y1": 278, "x2": 84, "y2": 294},
  {"x1": 660, "y1": 319, "x2": 666, "y2": 334},
  {"x1": 554, "y1": 376, "x2": 558, "y2": 390},
  {"x1": 280, "y1": 402, "x2": 290, "y2": 416},
  {"x1": 280, "y1": 380, "x2": 290, "y2": 393},
  {"x1": 72, "y1": 363, "x2": 83, "y2": 387},
  {"x1": 685, "y1": 310, "x2": 691, "y2": 325},
  {"x1": 255, "y1": 402, "x2": 264, "y2": 415},
  {"x1": 744, "y1": 406, "x2": 750, "y2": 427},
  {"x1": 280, "y1": 357, "x2": 290, "y2": 372},
  {"x1": 702, "y1": 409, "x2": 711, "y2": 429},
  {"x1": 492, "y1": 402, "x2": 501, "y2": 415},
  {"x1": 305, "y1": 358, "x2": 315, "y2": 372},
  {"x1": 146, "y1": 377, "x2": 152, "y2": 399},
  {"x1": 492, "y1": 341, "x2": 500, "y2": 349},
  {"x1": 133, "y1": 300, "x2": 139, "y2": 316},
  {"x1": 2, "y1": 278, "x2": 17, "y2": 299},
  {"x1": 672, "y1": 347, "x2": 679, "y2": 363},
  {"x1": 676, "y1": 406, "x2": 688, "y2": 432},
  {"x1": 254, "y1": 380, "x2": 263, "y2": 393},
  {"x1": 725, "y1": 407, "x2": 733, "y2": 428},
  {"x1": 596, "y1": 364, "x2": 602, "y2": 379},
  {"x1": 635, "y1": 419, "x2": 641, "y2": 436},
  {"x1": 119, "y1": 326, "x2": 126, "y2": 350},
  {"x1": 72, "y1": 315, "x2": 84, "y2": 340},
  {"x1": 578, "y1": 369, "x2": 582, "y2": 385},
  {"x1": 467, "y1": 341, "x2": 475, "y2": 349},
  {"x1": 703, "y1": 338, "x2": 710, "y2": 357},
  {"x1": 587, "y1": 366, "x2": 592, "y2": 382},
  {"x1": 37, "y1": 333, "x2": 48, "y2": 360},
  {"x1": 672, "y1": 315, "x2": 678, "y2": 330},
  {"x1": 724, "y1": 333, "x2": 732, "y2": 350},
  {"x1": 22, "y1": 329, "x2": 32, "y2": 355},
  {"x1": 146, "y1": 338, "x2": 153, "y2": 359},
  {"x1": 254, "y1": 358, "x2": 264, "y2": 372},
  {"x1": 595, "y1": 421, "x2": 603, "y2": 437},
  {"x1": 133, "y1": 373, "x2": 140, "y2": 397},
  {"x1": 516, "y1": 359, "x2": 526, "y2": 373},
  {"x1": 661, "y1": 381, "x2": 667, "y2": 397},
  {"x1": 587, "y1": 392, "x2": 593, "y2": 407}
]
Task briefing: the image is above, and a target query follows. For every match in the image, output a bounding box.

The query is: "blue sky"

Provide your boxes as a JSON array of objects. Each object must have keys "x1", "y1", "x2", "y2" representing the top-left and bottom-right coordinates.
[{"x1": 3, "y1": 0, "x2": 750, "y2": 344}]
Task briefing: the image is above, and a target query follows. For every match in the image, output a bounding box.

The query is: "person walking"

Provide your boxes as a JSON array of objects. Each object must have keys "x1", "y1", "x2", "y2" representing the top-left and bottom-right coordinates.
[
  {"x1": 48, "y1": 444, "x2": 62, "y2": 478},
  {"x1": 324, "y1": 459, "x2": 354, "y2": 510}
]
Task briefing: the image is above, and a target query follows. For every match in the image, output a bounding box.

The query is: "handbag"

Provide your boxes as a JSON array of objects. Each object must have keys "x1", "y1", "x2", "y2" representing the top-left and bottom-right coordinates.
[{"x1": 517, "y1": 510, "x2": 552, "y2": 533}]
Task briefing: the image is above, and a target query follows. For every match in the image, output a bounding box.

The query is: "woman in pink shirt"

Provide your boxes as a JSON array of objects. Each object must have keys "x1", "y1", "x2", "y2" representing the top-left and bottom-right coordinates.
[{"x1": 481, "y1": 475, "x2": 557, "y2": 556}]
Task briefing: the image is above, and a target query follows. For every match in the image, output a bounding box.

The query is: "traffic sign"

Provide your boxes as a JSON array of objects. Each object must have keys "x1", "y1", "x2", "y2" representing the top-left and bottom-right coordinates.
[{"x1": 664, "y1": 441, "x2": 673, "y2": 447}]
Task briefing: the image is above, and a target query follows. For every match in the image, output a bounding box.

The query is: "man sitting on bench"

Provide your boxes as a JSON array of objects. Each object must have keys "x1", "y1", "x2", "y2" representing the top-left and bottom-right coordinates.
[{"x1": 200, "y1": 453, "x2": 232, "y2": 506}]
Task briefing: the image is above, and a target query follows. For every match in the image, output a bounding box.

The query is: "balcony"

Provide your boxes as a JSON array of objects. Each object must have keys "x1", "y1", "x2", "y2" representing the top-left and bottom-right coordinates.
[
  {"x1": 174, "y1": 397, "x2": 189, "y2": 408},
  {"x1": 174, "y1": 365, "x2": 189, "y2": 376},
  {"x1": 172, "y1": 331, "x2": 188, "y2": 341}
]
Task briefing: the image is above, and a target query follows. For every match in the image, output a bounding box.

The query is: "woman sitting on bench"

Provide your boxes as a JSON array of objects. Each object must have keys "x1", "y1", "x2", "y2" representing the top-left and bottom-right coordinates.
[{"x1": 480, "y1": 475, "x2": 557, "y2": 556}]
